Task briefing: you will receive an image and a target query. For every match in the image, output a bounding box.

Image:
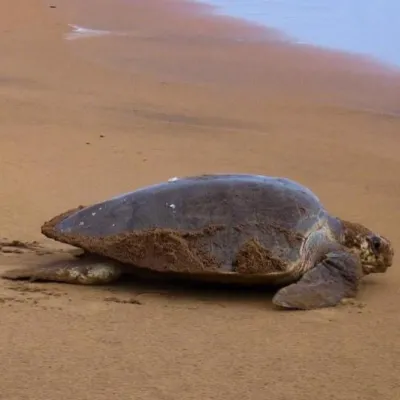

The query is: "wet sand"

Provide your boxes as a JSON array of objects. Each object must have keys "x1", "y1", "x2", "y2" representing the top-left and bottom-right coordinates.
[{"x1": 0, "y1": 0, "x2": 399, "y2": 399}]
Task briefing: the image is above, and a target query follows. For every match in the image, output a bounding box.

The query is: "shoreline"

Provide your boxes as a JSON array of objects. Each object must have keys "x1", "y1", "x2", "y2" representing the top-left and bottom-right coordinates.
[
  {"x1": 190, "y1": 0, "x2": 400, "y2": 75},
  {"x1": 58, "y1": 0, "x2": 400, "y2": 118},
  {"x1": 65, "y1": 0, "x2": 400, "y2": 77},
  {"x1": 194, "y1": 0, "x2": 400, "y2": 72}
]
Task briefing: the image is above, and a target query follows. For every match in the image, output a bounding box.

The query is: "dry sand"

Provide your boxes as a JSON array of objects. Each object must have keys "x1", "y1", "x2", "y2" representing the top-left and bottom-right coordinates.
[{"x1": 0, "y1": 0, "x2": 399, "y2": 399}]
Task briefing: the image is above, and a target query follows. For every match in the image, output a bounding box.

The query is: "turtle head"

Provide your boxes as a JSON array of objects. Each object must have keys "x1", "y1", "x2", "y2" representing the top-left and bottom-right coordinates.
[{"x1": 340, "y1": 220, "x2": 394, "y2": 275}]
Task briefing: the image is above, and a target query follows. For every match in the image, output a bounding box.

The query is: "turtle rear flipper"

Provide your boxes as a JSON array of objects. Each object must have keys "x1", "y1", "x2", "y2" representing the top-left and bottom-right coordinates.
[
  {"x1": 1, "y1": 258, "x2": 122, "y2": 285},
  {"x1": 272, "y1": 250, "x2": 362, "y2": 310}
]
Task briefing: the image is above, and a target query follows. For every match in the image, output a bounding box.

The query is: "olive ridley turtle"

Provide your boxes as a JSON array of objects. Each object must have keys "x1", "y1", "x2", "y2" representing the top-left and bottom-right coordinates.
[{"x1": 2, "y1": 174, "x2": 394, "y2": 310}]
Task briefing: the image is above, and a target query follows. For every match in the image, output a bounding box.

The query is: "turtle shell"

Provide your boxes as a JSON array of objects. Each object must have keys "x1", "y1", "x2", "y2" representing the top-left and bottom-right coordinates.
[{"x1": 41, "y1": 174, "x2": 330, "y2": 284}]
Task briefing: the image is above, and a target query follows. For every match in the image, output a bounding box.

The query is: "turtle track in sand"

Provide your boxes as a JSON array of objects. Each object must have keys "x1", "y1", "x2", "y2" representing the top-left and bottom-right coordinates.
[
  {"x1": 0, "y1": 238, "x2": 80, "y2": 257},
  {"x1": 0, "y1": 239, "x2": 51, "y2": 256}
]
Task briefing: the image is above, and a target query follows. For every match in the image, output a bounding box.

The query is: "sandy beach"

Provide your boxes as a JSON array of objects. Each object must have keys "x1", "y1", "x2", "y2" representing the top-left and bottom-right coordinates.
[{"x1": 0, "y1": 0, "x2": 399, "y2": 399}]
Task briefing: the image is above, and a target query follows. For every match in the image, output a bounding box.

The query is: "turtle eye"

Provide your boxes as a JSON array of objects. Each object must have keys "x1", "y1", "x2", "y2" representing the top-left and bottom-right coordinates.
[{"x1": 370, "y1": 236, "x2": 381, "y2": 252}]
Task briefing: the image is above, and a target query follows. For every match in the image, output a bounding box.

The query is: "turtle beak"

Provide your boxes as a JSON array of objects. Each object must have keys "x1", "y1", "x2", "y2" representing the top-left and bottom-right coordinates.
[{"x1": 382, "y1": 236, "x2": 394, "y2": 268}]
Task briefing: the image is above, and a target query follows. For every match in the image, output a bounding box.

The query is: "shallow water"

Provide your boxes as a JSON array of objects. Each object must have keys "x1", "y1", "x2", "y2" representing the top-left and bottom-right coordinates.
[
  {"x1": 202, "y1": 0, "x2": 400, "y2": 69},
  {"x1": 65, "y1": 25, "x2": 112, "y2": 40}
]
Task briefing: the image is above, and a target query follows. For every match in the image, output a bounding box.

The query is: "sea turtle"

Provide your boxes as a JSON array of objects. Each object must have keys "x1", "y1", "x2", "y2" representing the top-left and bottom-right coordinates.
[{"x1": 1, "y1": 174, "x2": 394, "y2": 310}]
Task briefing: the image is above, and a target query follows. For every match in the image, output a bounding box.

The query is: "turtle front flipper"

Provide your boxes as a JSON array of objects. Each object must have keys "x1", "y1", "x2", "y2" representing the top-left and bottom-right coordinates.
[
  {"x1": 1, "y1": 258, "x2": 122, "y2": 285},
  {"x1": 272, "y1": 250, "x2": 362, "y2": 310}
]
